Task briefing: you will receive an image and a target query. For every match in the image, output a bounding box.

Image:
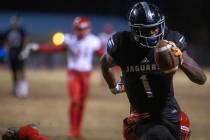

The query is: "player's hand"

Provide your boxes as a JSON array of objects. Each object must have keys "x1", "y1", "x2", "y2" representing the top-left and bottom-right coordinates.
[
  {"x1": 2, "y1": 127, "x2": 20, "y2": 140},
  {"x1": 19, "y1": 43, "x2": 40, "y2": 60},
  {"x1": 110, "y1": 82, "x2": 125, "y2": 95},
  {"x1": 27, "y1": 43, "x2": 40, "y2": 51},
  {"x1": 168, "y1": 41, "x2": 184, "y2": 66},
  {"x1": 19, "y1": 47, "x2": 31, "y2": 60}
]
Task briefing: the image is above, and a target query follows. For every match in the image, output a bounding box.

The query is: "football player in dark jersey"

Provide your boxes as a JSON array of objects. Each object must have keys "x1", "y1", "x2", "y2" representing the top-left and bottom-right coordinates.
[
  {"x1": 100, "y1": 1, "x2": 206, "y2": 140},
  {"x1": 4, "y1": 15, "x2": 28, "y2": 98}
]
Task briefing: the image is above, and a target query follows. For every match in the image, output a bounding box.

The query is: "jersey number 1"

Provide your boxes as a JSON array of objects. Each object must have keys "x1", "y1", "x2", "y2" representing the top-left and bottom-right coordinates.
[{"x1": 140, "y1": 75, "x2": 153, "y2": 98}]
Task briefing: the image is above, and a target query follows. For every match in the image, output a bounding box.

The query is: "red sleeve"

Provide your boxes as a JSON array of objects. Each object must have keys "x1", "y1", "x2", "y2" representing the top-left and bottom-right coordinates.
[
  {"x1": 19, "y1": 125, "x2": 48, "y2": 140},
  {"x1": 39, "y1": 44, "x2": 66, "y2": 54},
  {"x1": 95, "y1": 46, "x2": 104, "y2": 57}
]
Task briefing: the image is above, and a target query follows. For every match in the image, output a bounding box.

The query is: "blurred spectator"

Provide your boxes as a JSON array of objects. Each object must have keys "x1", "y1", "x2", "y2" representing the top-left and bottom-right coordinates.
[
  {"x1": 98, "y1": 23, "x2": 115, "y2": 51},
  {"x1": 4, "y1": 14, "x2": 28, "y2": 98}
]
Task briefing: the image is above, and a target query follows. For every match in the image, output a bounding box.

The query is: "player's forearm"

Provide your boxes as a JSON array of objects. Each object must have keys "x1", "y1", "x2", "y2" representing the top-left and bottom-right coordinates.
[
  {"x1": 101, "y1": 67, "x2": 116, "y2": 89},
  {"x1": 100, "y1": 55, "x2": 116, "y2": 89},
  {"x1": 180, "y1": 56, "x2": 207, "y2": 85},
  {"x1": 39, "y1": 44, "x2": 66, "y2": 54}
]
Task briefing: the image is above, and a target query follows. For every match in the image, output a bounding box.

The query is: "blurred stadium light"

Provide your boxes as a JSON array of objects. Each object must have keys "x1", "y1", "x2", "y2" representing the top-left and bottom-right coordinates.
[{"x1": 52, "y1": 32, "x2": 64, "y2": 46}]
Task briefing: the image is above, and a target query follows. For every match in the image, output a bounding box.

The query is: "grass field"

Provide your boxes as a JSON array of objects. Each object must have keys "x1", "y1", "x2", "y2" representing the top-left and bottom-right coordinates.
[{"x1": 0, "y1": 68, "x2": 209, "y2": 140}]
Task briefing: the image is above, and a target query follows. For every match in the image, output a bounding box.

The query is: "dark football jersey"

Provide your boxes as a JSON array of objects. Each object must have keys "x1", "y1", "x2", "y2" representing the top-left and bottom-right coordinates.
[
  {"x1": 107, "y1": 29, "x2": 187, "y2": 122},
  {"x1": 5, "y1": 27, "x2": 26, "y2": 55}
]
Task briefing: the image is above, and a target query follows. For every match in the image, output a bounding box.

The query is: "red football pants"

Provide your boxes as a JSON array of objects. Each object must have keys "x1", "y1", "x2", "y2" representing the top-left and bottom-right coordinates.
[{"x1": 67, "y1": 69, "x2": 91, "y2": 137}]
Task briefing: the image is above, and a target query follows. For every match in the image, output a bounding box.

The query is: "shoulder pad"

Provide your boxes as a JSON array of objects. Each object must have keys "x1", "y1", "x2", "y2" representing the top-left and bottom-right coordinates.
[
  {"x1": 165, "y1": 30, "x2": 187, "y2": 51},
  {"x1": 175, "y1": 32, "x2": 187, "y2": 51},
  {"x1": 107, "y1": 33, "x2": 118, "y2": 57}
]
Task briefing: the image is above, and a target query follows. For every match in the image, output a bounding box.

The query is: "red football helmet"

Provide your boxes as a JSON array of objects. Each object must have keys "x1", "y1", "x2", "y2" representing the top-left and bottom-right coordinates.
[
  {"x1": 180, "y1": 111, "x2": 191, "y2": 140},
  {"x1": 73, "y1": 16, "x2": 91, "y2": 30}
]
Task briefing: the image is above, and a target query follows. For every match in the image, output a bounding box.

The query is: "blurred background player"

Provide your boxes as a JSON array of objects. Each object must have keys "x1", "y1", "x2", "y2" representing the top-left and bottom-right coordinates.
[
  {"x1": 98, "y1": 23, "x2": 117, "y2": 85},
  {"x1": 32, "y1": 16, "x2": 103, "y2": 140},
  {"x1": 100, "y1": 1, "x2": 206, "y2": 140},
  {"x1": 64, "y1": 16, "x2": 103, "y2": 140},
  {"x1": 2, "y1": 124, "x2": 48, "y2": 140},
  {"x1": 98, "y1": 23, "x2": 115, "y2": 51},
  {"x1": 4, "y1": 14, "x2": 28, "y2": 98}
]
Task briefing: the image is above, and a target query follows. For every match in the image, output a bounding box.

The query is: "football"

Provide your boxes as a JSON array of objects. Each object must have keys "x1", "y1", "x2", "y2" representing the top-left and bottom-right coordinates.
[{"x1": 154, "y1": 40, "x2": 181, "y2": 74}]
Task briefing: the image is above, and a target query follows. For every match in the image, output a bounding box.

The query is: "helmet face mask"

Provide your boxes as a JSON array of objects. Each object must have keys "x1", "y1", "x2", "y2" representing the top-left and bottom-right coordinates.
[{"x1": 128, "y1": 2, "x2": 165, "y2": 48}]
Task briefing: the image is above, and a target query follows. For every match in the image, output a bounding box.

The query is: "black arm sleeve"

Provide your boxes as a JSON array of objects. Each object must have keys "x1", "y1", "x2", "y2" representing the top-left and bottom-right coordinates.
[{"x1": 107, "y1": 33, "x2": 119, "y2": 61}]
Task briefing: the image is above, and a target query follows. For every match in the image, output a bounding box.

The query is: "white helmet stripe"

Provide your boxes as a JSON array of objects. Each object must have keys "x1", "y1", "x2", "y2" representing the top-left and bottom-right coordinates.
[
  {"x1": 110, "y1": 36, "x2": 115, "y2": 47},
  {"x1": 141, "y1": 2, "x2": 152, "y2": 21}
]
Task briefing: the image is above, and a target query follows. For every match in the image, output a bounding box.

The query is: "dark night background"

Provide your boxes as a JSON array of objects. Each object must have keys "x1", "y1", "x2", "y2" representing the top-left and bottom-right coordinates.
[
  {"x1": 0, "y1": 0, "x2": 210, "y2": 66},
  {"x1": 1, "y1": 0, "x2": 210, "y2": 42}
]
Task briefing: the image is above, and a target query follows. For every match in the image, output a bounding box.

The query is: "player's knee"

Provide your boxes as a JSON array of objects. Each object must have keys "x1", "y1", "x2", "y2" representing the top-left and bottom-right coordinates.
[
  {"x1": 145, "y1": 125, "x2": 176, "y2": 140},
  {"x1": 122, "y1": 118, "x2": 137, "y2": 140},
  {"x1": 71, "y1": 100, "x2": 84, "y2": 109}
]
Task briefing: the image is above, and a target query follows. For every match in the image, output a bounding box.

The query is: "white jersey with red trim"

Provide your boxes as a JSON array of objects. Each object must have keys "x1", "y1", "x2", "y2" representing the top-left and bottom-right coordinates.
[{"x1": 64, "y1": 33, "x2": 101, "y2": 72}]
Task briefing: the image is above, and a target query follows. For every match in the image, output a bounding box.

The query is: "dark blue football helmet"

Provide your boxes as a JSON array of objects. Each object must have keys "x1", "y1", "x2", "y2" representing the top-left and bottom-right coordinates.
[{"x1": 128, "y1": 1, "x2": 165, "y2": 48}]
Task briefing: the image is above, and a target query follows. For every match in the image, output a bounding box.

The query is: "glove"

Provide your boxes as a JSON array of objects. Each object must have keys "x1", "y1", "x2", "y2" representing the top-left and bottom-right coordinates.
[
  {"x1": 168, "y1": 41, "x2": 184, "y2": 66},
  {"x1": 110, "y1": 78, "x2": 126, "y2": 95},
  {"x1": 28, "y1": 43, "x2": 39, "y2": 51},
  {"x1": 19, "y1": 43, "x2": 40, "y2": 60},
  {"x1": 2, "y1": 127, "x2": 20, "y2": 140},
  {"x1": 19, "y1": 47, "x2": 31, "y2": 60}
]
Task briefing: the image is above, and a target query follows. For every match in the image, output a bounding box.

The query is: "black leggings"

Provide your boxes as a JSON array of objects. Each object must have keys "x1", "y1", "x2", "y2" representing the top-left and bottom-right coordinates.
[{"x1": 134, "y1": 120, "x2": 180, "y2": 140}]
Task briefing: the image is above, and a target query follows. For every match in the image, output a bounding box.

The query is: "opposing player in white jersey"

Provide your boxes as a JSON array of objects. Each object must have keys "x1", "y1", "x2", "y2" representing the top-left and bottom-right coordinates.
[
  {"x1": 64, "y1": 17, "x2": 102, "y2": 140},
  {"x1": 31, "y1": 16, "x2": 103, "y2": 140}
]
